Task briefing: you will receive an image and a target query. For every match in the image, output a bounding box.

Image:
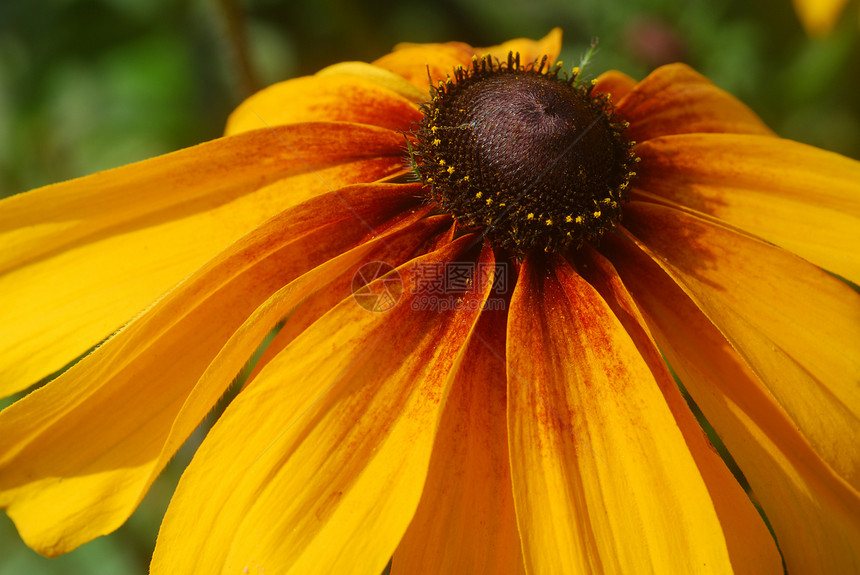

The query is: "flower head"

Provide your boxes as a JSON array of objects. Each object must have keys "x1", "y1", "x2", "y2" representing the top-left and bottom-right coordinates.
[
  {"x1": 1, "y1": 29, "x2": 859, "y2": 574},
  {"x1": 409, "y1": 52, "x2": 636, "y2": 253}
]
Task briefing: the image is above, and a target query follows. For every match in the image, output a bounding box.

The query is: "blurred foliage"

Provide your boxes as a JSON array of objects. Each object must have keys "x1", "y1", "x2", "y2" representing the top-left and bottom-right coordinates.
[{"x1": 0, "y1": 0, "x2": 858, "y2": 571}]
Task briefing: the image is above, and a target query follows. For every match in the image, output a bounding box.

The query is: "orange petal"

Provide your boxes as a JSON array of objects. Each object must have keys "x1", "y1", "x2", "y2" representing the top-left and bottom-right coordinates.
[
  {"x1": 507, "y1": 254, "x2": 737, "y2": 573},
  {"x1": 0, "y1": 183, "x2": 424, "y2": 556},
  {"x1": 373, "y1": 42, "x2": 475, "y2": 90},
  {"x1": 374, "y1": 29, "x2": 562, "y2": 91},
  {"x1": 602, "y1": 230, "x2": 860, "y2": 573},
  {"x1": 225, "y1": 74, "x2": 421, "y2": 136},
  {"x1": 593, "y1": 70, "x2": 637, "y2": 103},
  {"x1": 151, "y1": 238, "x2": 495, "y2": 574},
  {"x1": 0, "y1": 123, "x2": 405, "y2": 396},
  {"x1": 633, "y1": 133, "x2": 860, "y2": 284},
  {"x1": 576, "y1": 246, "x2": 782, "y2": 572},
  {"x1": 617, "y1": 63, "x2": 773, "y2": 142},
  {"x1": 393, "y1": 264, "x2": 524, "y2": 574},
  {"x1": 316, "y1": 61, "x2": 429, "y2": 102},
  {"x1": 621, "y1": 201, "x2": 860, "y2": 493},
  {"x1": 242, "y1": 215, "x2": 453, "y2": 388}
]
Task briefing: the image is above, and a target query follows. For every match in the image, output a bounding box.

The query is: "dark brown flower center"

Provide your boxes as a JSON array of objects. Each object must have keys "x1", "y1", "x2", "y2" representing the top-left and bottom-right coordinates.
[{"x1": 410, "y1": 53, "x2": 638, "y2": 254}]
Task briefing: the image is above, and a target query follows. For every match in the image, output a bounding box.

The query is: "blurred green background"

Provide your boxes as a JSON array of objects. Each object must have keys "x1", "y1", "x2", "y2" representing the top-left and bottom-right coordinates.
[{"x1": 0, "y1": 0, "x2": 858, "y2": 571}]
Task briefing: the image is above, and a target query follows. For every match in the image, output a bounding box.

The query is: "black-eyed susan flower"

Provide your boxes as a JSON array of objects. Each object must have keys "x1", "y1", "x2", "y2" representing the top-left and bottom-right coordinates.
[{"x1": 1, "y1": 29, "x2": 859, "y2": 574}]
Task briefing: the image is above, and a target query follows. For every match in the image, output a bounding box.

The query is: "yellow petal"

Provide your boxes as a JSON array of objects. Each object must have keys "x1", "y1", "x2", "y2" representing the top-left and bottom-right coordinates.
[
  {"x1": 373, "y1": 42, "x2": 475, "y2": 90},
  {"x1": 477, "y1": 27, "x2": 563, "y2": 65},
  {"x1": 0, "y1": 183, "x2": 427, "y2": 555},
  {"x1": 792, "y1": 0, "x2": 849, "y2": 35},
  {"x1": 576, "y1": 246, "x2": 782, "y2": 573},
  {"x1": 621, "y1": 202, "x2": 860, "y2": 488},
  {"x1": 151, "y1": 237, "x2": 495, "y2": 574},
  {"x1": 507, "y1": 254, "x2": 737, "y2": 574},
  {"x1": 236, "y1": 215, "x2": 456, "y2": 386},
  {"x1": 374, "y1": 29, "x2": 562, "y2": 91},
  {"x1": 633, "y1": 133, "x2": 860, "y2": 284},
  {"x1": 0, "y1": 123, "x2": 405, "y2": 396},
  {"x1": 602, "y1": 230, "x2": 860, "y2": 573},
  {"x1": 225, "y1": 74, "x2": 421, "y2": 136},
  {"x1": 593, "y1": 70, "x2": 637, "y2": 103},
  {"x1": 617, "y1": 63, "x2": 773, "y2": 142},
  {"x1": 393, "y1": 272, "x2": 524, "y2": 574},
  {"x1": 317, "y1": 61, "x2": 428, "y2": 102}
]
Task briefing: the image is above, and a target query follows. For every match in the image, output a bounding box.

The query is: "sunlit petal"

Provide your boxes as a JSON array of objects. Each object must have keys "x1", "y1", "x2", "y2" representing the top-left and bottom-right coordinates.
[
  {"x1": 393, "y1": 272, "x2": 524, "y2": 575},
  {"x1": 616, "y1": 63, "x2": 773, "y2": 141},
  {"x1": 603, "y1": 230, "x2": 860, "y2": 573},
  {"x1": 478, "y1": 27, "x2": 562, "y2": 66},
  {"x1": 236, "y1": 216, "x2": 456, "y2": 388},
  {"x1": 225, "y1": 75, "x2": 421, "y2": 136},
  {"x1": 507, "y1": 255, "x2": 736, "y2": 574},
  {"x1": 151, "y1": 238, "x2": 494, "y2": 574},
  {"x1": 621, "y1": 201, "x2": 860, "y2": 490},
  {"x1": 576, "y1": 246, "x2": 782, "y2": 573},
  {"x1": 593, "y1": 70, "x2": 637, "y2": 103},
  {"x1": 373, "y1": 42, "x2": 475, "y2": 89},
  {"x1": 317, "y1": 61, "x2": 428, "y2": 102},
  {"x1": 374, "y1": 29, "x2": 562, "y2": 90},
  {"x1": 0, "y1": 123, "x2": 404, "y2": 396},
  {"x1": 0, "y1": 184, "x2": 425, "y2": 555},
  {"x1": 633, "y1": 133, "x2": 860, "y2": 284}
]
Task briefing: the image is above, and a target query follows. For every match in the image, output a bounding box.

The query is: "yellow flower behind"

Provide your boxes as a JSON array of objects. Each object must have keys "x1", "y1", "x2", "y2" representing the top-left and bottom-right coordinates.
[
  {"x1": 792, "y1": 0, "x2": 853, "y2": 35},
  {"x1": 0, "y1": 29, "x2": 859, "y2": 574}
]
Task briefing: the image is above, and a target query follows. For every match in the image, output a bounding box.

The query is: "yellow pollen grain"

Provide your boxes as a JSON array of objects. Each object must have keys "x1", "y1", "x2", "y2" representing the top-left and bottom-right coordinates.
[
  {"x1": 565, "y1": 215, "x2": 573, "y2": 223},
  {"x1": 463, "y1": 175, "x2": 470, "y2": 182},
  {"x1": 475, "y1": 191, "x2": 483, "y2": 199},
  {"x1": 432, "y1": 138, "x2": 441, "y2": 146},
  {"x1": 575, "y1": 216, "x2": 583, "y2": 224},
  {"x1": 447, "y1": 166, "x2": 455, "y2": 174},
  {"x1": 545, "y1": 219, "x2": 553, "y2": 226},
  {"x1": 526, "y1": 213, "x2": 535, "y2": 220},
  {"x1": 486, "y1": 198, "x2": 493, "y2": 205},
  {"x1": 438, "y1": 159, "x2": 446, "y2": 166},
  {"x1": 593, "y1": 210, "x2": 602, "y2": 218}
]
